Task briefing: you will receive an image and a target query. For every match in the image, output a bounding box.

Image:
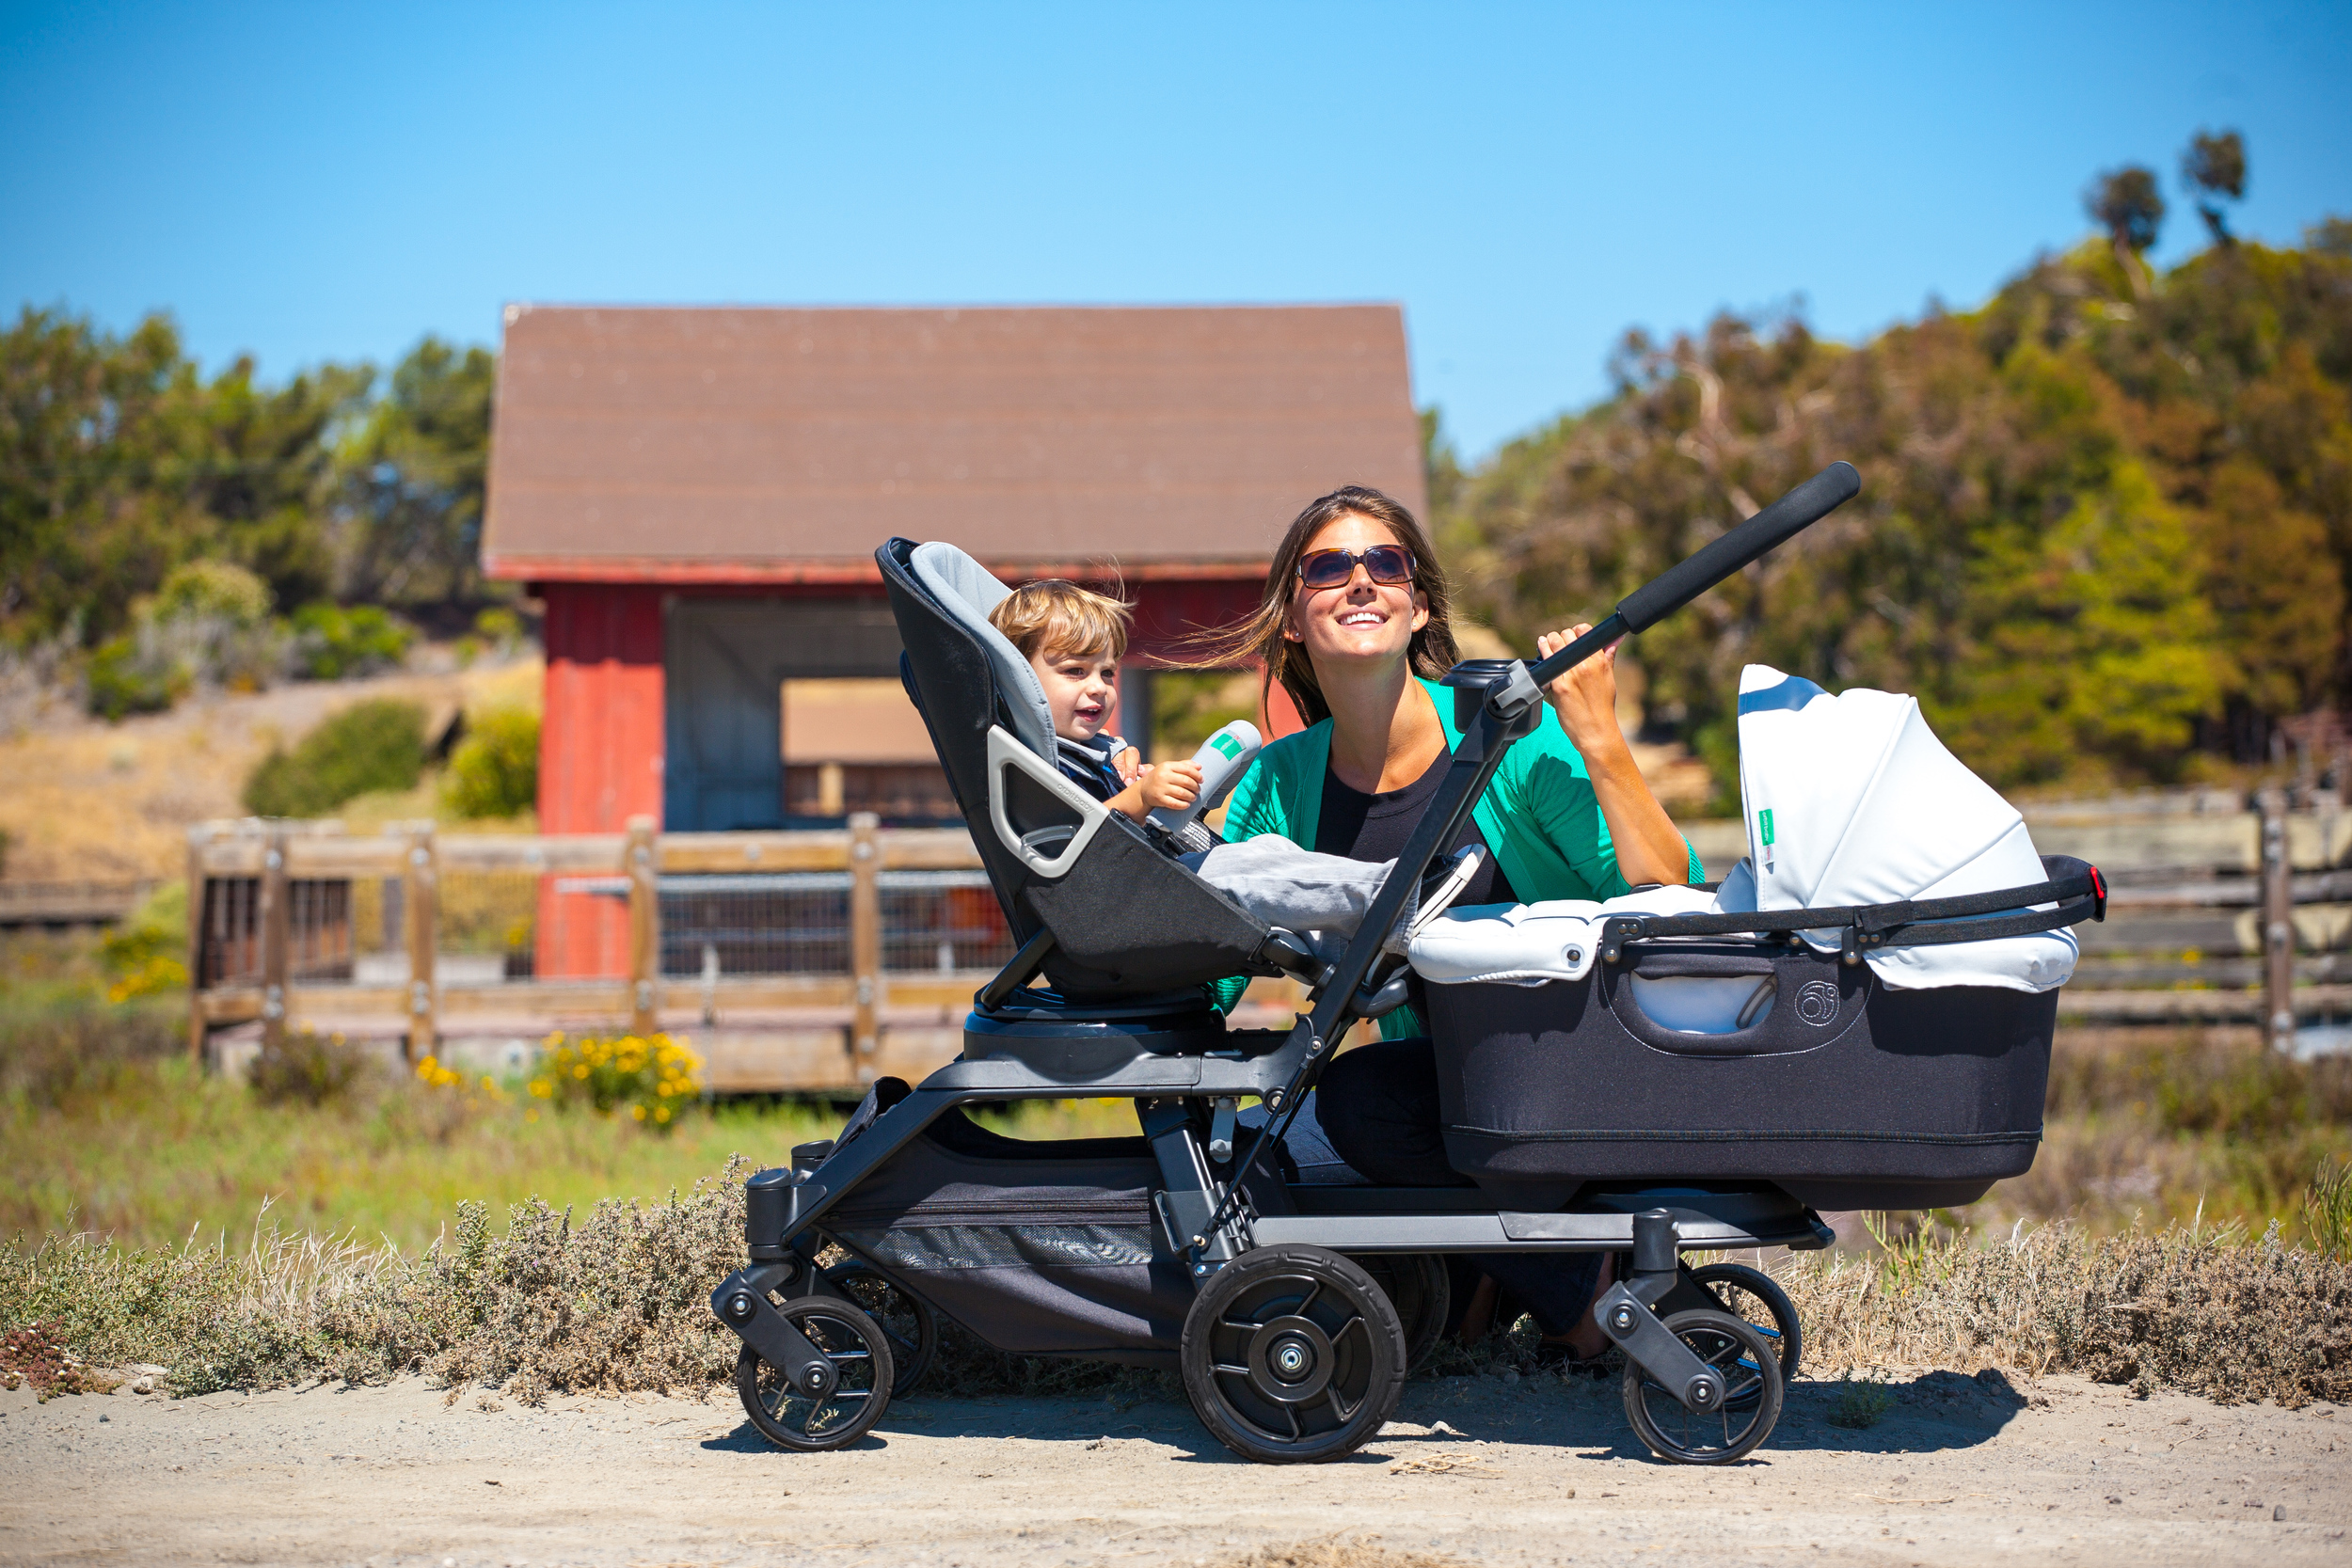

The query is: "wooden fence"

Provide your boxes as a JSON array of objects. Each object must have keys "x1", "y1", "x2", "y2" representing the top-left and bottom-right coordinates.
[{"x1": 185, "y1": 790, "x2": 2351, "y2": 1092}]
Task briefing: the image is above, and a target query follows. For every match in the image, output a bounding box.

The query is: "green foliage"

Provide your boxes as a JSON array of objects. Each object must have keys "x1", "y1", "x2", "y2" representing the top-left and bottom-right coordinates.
[
  {"x1": 84, "y1": 634, "x2": 189, "y2": 720},
  {"x1": 0, "y1": 309, "x2": 495, "y2": 659},
  {"x1": 242, "y1": 698, "x2": 427, "y2": 818},
  {"x1": 1447, "y1": 213, "x2": 2352, "y2": 788},
  {"x1": 0, "y1": 998, "x2": 183, "y2": 1113},
  {"x1": 287, "y1": 602, "x2": 414, "y2": 680},
  {"x1": 334, "y1": 339, "x2": 497, "y2": 605},
  {"x1": 440, "y1": 707, "x2": 539, "y2": 819},
  {"x1": 247, "y1": 1031, "x2": 373, "y2": 1109},
  {"x1": 1825, "y1": 1371, "x2": 1895, "y2": 1429},
  {"x1": 2309, "y1": 1160, "x2": 2352, "y2": 1263},
  {"x1": 101, "y1": 881, "x2": 188, "y2": 1003}
]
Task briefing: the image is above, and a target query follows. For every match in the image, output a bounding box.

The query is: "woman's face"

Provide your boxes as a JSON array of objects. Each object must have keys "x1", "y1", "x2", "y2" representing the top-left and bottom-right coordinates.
[{"x1": 1283, "y1": 512, "x2": 1428, "y2": 677}]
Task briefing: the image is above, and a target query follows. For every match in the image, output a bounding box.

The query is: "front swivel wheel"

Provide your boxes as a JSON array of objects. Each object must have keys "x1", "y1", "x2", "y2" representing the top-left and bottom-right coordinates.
[
  {"x1": 736, "y1": 1297, "x2": 895, "y2": 1451},
  {"x1": 1622, "y1": 1307, "x2": 1782, "y2": 1465},
  {"x1": 1181, "y1": 1244, "x2": 1406, "y2": 1464}
]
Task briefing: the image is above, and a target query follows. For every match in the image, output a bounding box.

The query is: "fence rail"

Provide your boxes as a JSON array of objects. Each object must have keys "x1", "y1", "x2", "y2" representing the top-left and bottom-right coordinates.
[
  {"x1": 186, "y1": 789, "x2": 2351, "y2": 1090},
  {"x1": 185, "y1": 814, "x2": 1057, "y2": 1092}
]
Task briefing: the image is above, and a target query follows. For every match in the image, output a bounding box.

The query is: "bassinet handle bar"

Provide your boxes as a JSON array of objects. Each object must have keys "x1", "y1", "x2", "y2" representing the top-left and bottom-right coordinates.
[
  {"x1": 1196, "y1": 462, "x2": 1866, "y2": 1259},
  {"x1": 1594, "y1": 855, "x2": 2107, "y2": 967}
]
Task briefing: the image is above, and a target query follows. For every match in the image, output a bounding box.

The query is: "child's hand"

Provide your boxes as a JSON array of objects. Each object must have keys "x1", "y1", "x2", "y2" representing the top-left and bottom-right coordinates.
[
  {"x1": 1137, "y1": 760, "x2": 1203, "y2": 815},
  {"x1": 1111, "y1": 746, "x2": 1143, "y2": 784}
]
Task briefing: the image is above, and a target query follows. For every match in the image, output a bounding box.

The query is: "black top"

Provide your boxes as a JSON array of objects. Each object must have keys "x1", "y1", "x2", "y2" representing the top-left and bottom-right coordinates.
[{"x1": 1314, "y1": 749, "x2": 1518, "y2": 908}]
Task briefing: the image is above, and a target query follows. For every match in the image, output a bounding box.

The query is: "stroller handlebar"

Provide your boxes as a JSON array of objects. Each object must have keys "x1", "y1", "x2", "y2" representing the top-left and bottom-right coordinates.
[{"x1": 1606, "y1": 460, "x2": 1860, "y2": 640}]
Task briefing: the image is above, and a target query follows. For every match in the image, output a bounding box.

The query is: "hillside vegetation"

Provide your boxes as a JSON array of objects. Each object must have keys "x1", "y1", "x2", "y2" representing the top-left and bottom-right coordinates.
[{"x1": 1441, "y1": 212, "x2": 2350, "y2": 796}]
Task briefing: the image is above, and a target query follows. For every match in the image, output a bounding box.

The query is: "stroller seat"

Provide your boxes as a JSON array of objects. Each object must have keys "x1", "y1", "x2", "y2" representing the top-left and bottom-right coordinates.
[{"x1": 879, "y1": 538, "x2": 1310, "y2": 1012}]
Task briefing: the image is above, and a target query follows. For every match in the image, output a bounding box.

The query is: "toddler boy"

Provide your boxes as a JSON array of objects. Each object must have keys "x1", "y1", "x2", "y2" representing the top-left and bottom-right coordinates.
[
  {"x1": 987, "y1": 578, "x2": 1203, "y2": 821},
  {"x1": 987, "y1": 578, "x2": 1435, "y2": 948}
]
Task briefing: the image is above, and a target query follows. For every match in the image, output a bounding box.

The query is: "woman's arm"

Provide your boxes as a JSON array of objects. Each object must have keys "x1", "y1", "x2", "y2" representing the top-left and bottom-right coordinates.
[{"x1": 1533, "y1": 625, "x2": 1692, "y2": 887}]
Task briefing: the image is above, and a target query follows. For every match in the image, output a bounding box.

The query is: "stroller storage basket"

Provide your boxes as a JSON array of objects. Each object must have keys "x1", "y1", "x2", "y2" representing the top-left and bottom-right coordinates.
[
  {"x1": 823, "y1": 1110, "x2": 1196, "y2": 1364},
  {"x1": 1425, "y1": 938, "x2": 2058, "y2": 1212}
]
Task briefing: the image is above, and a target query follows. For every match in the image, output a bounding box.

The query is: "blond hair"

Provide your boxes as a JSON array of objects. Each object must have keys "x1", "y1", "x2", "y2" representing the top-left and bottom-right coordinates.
[{"x1": 989, "y1": 578, "x2": 1132, "y2": 662}]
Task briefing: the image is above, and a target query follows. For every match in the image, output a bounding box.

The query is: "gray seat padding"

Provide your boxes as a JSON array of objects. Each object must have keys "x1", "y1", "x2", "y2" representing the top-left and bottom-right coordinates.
[{"x1": 908, "y1": 542, "x2": 1057, "y2": 764}]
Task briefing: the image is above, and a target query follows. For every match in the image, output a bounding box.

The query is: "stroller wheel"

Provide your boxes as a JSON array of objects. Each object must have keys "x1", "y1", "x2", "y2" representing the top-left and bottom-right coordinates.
[
  {"x1": 1685, "y1": 1262, "x2": 1802, "y2": 1387},
  {"x1": 1181, "y1": 1244, "x2": 1406, "y2": 1465},
  {"x1": 1343, "y1": 1252, "x2": 1450, "y2": 1375},
  {"x1": 736, "y1": 1297, "x2": 896, "y2": 1452},
  {"x1": 1621, "y1": 1307, "x2": 1782, "y2": 1465},
  {"x1": 826, "y1": 1261, "x2": 939, "y2": 1399}
]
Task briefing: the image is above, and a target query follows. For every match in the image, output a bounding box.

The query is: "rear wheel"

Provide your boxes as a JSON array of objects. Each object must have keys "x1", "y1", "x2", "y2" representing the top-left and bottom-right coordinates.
[
  {"x1": 736, "y1": 1297, "x2": 895, "y2": 1452},
  {"x1": 826, "y1": 1262, "x2": 938, "y2": 1399},
  {"x1": 1344, "y1": 1252, "x2": 1450, "y2": 1374},
  {"x1": 1621, "y1": 1308, "x2": 1782, "y2": 1465},
  {"x1": 1686, "y1": 1262, "x2": 1801, "y2": 1390},
  {"x1": 1182, "y1": 1244, "x2": 1406, "y2": 1464}
]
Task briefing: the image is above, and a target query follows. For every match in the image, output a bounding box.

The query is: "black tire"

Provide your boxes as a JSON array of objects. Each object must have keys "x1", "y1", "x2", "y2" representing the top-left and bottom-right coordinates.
[
  {"x1": 736, "y1": 1297, "x2": 896, "y2": 1452},
  {"x1": 1686, "y1": 1262, "x2": 1803, "y2": 1387},
  {"x1": 1182, "y1": 1244, "x2": 1406, "y2": 1464},
  {"x1": 1343, "y1": 1253, "x2": 1451, "y2": 1374},
  {"x1": 1621, "y1": 1307, "x2": 1782, "y2": 1465},
  {"x1": 826, "y1": 1262, "x2": 938, "y2": 1400}
]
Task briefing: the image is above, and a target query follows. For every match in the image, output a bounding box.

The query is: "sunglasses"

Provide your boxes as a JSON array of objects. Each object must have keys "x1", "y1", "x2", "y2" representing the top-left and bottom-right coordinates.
[{"x1": 1296, "y1": 544, "x2": 1416, "y2": 591}]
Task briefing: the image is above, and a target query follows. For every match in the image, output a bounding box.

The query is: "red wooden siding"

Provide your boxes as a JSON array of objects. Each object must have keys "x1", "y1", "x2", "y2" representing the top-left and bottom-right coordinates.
[{"x1": 537, "y1": 582, "x2": 665, "y2": 978}]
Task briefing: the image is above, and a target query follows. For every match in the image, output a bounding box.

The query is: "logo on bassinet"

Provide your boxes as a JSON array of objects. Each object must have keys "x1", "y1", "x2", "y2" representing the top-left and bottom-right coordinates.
[{"x1": 1794, "y1": 980, "x2": 1841, "y2": 1026}]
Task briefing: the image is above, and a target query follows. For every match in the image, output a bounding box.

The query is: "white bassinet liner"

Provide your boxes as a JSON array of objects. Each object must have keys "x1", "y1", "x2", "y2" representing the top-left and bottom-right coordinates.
[{"x1": 1406, "y1": 667, "x2": 2076, "y2": 995}]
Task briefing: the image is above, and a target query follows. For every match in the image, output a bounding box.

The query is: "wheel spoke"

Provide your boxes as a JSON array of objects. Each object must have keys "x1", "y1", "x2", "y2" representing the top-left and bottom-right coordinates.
[
  {"x1": 1282, "y1": 1402, "x2": 1302, "y2": 1440},
  {"x1": 1295, "y1": 1280, "x2": 1322, "y2": 1319},
  {"x1": 1213, "y1": 1362, "x2": 1251, "y2": 1377}
]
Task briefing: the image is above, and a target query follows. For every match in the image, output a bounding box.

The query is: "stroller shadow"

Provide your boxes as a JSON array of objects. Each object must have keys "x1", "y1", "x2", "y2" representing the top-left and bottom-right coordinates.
[
  {"x1": 694, "y1": 1368, "x2": 2029, "y2": 1463},
  {"x1": 1767, "y1": 1368, "x2": 2028, "y2": 1455}
]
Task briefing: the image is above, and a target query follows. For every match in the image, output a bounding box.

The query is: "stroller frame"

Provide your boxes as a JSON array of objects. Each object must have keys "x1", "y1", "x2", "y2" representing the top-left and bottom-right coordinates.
[{"x1": 709, "y1": 463, "x2": 2101, "y2": 1465}]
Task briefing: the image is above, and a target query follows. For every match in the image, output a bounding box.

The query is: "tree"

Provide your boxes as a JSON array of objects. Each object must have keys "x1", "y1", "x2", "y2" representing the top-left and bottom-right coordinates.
[
  {"x1": 2086, "y1": 166, "x2": 2166, "y2": 297},
  {"x1": 331, "y1": 338, "x2": 496, "y2": 605},
  {"x1": 2181, "y1": 129, "x2": 2248, "y2": 246}
]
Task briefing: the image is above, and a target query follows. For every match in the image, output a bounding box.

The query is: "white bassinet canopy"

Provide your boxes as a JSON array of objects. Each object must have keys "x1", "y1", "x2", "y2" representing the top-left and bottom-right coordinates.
[
  {"x1": 1407, "y1": 665, "x2": 2074, "y2": 995},
  {"x1": 1728, "y1": 663, "x2": 2074, "y2": 991}
]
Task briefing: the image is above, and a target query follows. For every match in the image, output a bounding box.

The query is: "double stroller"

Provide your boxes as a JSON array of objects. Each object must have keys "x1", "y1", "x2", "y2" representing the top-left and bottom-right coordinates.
[{"x1": 709, "y1": 464, "x2": 2106, "y2": 1465}]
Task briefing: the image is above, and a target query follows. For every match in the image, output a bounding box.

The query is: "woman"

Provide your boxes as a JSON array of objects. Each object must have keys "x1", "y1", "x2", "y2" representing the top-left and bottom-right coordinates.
[{"x1": 1205, "y1": 484, "x2": 1699, "y2": 1358}]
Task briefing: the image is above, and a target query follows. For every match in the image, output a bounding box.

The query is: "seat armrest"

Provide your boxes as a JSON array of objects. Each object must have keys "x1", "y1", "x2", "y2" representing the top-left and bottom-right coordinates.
[{"x1": 986, "y1": 725, "x2": 1114, "y2": 879}]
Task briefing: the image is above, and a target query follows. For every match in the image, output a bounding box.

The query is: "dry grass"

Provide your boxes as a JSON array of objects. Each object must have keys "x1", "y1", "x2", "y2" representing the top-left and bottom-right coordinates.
[
  {"x1": 1778, "y1": 1215, "x2": 2352, "y2": 1406},
  {"x1": 1210, "y1": 1538, "x2": 1470, "y2": 1568},
  {"x1": 0, "y1": 654, "x2": 538, "y2": 882}
]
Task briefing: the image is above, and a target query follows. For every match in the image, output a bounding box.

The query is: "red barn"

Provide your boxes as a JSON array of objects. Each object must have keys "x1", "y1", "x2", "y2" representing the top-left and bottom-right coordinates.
[{"x1": 482, "y1": 305, "x2": 1424, "y2": 974}]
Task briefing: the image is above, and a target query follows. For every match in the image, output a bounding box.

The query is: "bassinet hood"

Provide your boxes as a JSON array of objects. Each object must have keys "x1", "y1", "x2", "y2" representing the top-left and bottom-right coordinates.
[{"x1": 1734, "y1": 664, "x2": 2074, "y2": 992}]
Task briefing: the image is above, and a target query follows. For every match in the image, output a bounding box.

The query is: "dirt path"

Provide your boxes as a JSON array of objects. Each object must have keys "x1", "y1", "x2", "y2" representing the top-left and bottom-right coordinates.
[{"x1": 4, "y1": 1369, "x2": 2345, "y2": 1566}]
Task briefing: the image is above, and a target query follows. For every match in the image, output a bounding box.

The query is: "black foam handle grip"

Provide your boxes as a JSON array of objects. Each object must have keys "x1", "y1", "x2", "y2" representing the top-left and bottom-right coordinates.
[{"x1": 1613, "y1": 462, "x2": 1861, "y2": 634}]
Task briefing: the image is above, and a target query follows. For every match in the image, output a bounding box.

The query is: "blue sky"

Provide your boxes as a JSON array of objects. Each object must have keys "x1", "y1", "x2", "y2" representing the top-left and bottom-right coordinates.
[{"x1": 4, "y1": 2, "x2": 2347, "y2": 457}]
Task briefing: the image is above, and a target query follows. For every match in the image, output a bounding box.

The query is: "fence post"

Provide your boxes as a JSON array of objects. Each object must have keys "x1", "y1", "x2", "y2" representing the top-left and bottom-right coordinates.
[
  {"x1": 259, "y1": 825, "x2": 290, "y2": 1057},
  {"x1": 2260, "y1": 788, "x2": 2295, "y2": 1052},
  {"x1": 628, "y1": 816, "x2": 660, "y2": 1037},
  {"x1": 405, "y1": 823, "x2": 437, "y2": 1064},
  {"x1": 849, "y1": 812, "x2": 882, "y2": 1080},
  {"x1": 185, "y1": 828, "x2": 208, "y2": 1062}
]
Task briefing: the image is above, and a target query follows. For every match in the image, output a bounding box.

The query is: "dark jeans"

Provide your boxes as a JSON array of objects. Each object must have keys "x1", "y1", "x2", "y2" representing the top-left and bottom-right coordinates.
[{"x1": 1314, "y1": 1036, "x2": 1603, "y2": 1338}]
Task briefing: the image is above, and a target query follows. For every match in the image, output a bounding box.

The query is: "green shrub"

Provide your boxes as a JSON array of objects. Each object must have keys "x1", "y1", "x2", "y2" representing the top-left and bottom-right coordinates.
[
  {"x1": 85, "y1": 561, "x2": 285, "y2": 718},
  {"x1": 151, "y1": 561, "x2": 272, "y2": 629},
  {"x1": 85, "y1": 635, "x2": 188, "y2": 720},
  {"x1": 2310, "y1": 1159, "x2": 2352, "y2": 1262},
  {"x1": 287, "y1": 603, "x2": 414, "y2": 680},
  {"x1": 0, "y1": 1000, "x2": 183, "y2": 1112},
  {"x1": 101, "y1": 882, "x2": 188, "y2": 1003},
  {"x1": 440, "y1": 708, "x2": 539, "y2": 819},
  {"x1": 1826, "y1": 1372, "x2": 1895, "y2": 1429},
  {"x1": 242, "y1": 698, "x2": 428, "y2": 817},
  {"x1": 248, "y1": 1031, "x2": 373, "y2": 1108}
]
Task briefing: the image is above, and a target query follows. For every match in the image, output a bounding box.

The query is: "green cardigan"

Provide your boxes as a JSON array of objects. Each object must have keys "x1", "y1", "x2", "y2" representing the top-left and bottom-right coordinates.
[{"x1": 1210, "y1": 675, "x2": 1704, "y2": 1036}]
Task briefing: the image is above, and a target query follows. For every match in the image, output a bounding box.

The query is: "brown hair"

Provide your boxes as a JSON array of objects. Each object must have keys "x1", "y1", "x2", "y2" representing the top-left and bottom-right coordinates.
[
  {"x1": 1184, "y1": 485, "x2": 1458, "y2": 727},
  {"x1": 988, "y1": 578, "x2": 1133, "y2": 662}
]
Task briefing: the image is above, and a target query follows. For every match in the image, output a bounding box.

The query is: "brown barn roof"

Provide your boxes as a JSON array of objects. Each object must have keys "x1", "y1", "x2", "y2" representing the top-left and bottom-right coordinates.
[{"x1": 482, "y1": 305, "x2": 1423, "y2": 583}]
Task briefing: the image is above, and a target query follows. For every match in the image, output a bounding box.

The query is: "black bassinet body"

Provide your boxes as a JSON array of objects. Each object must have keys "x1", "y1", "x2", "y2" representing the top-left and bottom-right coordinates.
[{"x1": 1423, "y1": 937, "x2": 2058, "y2": 1212}]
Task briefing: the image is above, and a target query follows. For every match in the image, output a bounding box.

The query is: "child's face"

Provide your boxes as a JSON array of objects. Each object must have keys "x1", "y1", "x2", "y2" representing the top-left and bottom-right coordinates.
[{"x1": 1030, "y1": 643, "x2": 1121, "y2": 741}]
